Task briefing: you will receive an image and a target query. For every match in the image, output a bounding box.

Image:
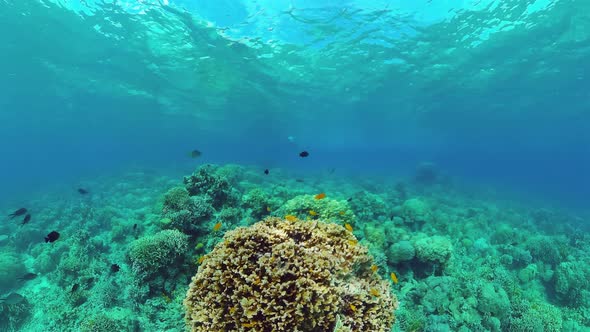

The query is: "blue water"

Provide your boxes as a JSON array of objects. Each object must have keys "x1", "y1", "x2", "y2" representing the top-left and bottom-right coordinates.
[{"x1": 1, "y1": 0, "x2": 590, "y2": 331}]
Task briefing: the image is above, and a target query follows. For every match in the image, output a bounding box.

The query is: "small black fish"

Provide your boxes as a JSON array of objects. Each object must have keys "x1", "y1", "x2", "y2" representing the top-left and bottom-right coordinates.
[
  {"x1": 71, "y1": 283, "x2": 79, "y2": 293},
  {"x1": 111, "y1": 264, "x2": 120, "y2": 273},
  {"x1": 133, "y1": 223, "x2": 138, "y2": 230},
  {"x1": 21, "y1": 214, "x2": 31, "y2": 226},
  {"x1": 8, "y1": 208, "x2": 27, "y2": 219},
  {"x1": 264, "y1": 169, "x2": 269, "y2": 175},
  {"x1": 78, "y1": 188, "x2": 89, "y2": 195},
  {"x1": 328, "y1": 168, "x2": 336, "y2": 174},
  {"x1": 346, "y1": 197, "x2": 353, "y2": 202},
  {"x1": 192, "y1": 150, "x2": 203, "y2": 158},
  {"x1": 295, "y1": 179, "x2": 304, "y2": 183},
  {"x1": 45, "y1": 231, "x2": 60, "y2": 243},
  {"x1": 390, "y1": 215, "x2": 394, "y2": 221},
  {"x1": 17, "y1": 272, "x2": 37, "y2": 281},
  {"x1": 0, "y1": 293, "x2": 25, "y2": 305},
  {"x1": 299, "y1": 151, "x2": 309, "y2": 158}
]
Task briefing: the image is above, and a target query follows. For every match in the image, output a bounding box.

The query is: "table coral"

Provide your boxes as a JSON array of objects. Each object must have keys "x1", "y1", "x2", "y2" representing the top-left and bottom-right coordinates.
[{"x1": 184, "y1": 217, "x2": 397, "y2": 332}]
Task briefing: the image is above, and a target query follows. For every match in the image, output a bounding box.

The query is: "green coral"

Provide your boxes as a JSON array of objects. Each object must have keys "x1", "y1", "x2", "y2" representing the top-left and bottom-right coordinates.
[
  {"x1": 278, "y1": 194, "x2": 355, "y2": 224},
  {"x1": 414, "y1": 235, "x2": 453, "y2": 265},
  {"x1": 387, "y1": 240, "x2": 416, "y2": 264},
  {"x1": 128, "y1": 229, "x2": 189, "y2": 280},
  {"x1": 162, "y1": 186, "x2": 191, "y2": 211},
  {"x1": 400, "y1": 198, "x2": 432, "y2": 224},
  {"x1": 477, "y1": 282, "x2": 510, "y2": 319},
  {"x1": 161, "y1": 190, "x2": 215, "y2": 234},
  {"x1": 347, "y1": 190, "x2": 388, "y2": 222},
  {"x1": 508, "y1": 300, "x2": 563, "y2": 331},
  {"x1": 241, "y1": 188, "x2": 273, "y2": 220},
  {"x1": 80, "y1": 313, "x2": 124, "y2": 332},
  {"x1": 183, "y1": 165, "x2": 238, "y2": 209},
  {"x1": 0, "y1": 250, "x2": 27, "y2": 294},
  {"x1": 554, "y1": 261, "x2": 590, "y2": 307}
]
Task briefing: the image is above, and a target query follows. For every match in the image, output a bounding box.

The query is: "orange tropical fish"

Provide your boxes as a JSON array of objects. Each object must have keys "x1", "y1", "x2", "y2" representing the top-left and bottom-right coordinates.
[
  {"x1": 213, "y1": 222, "x2": 222, "y2": 231},
  {"x1": 371, "y1": 265, "x2": 378, "y2": 273},
  {"x1": 285, "y1": 215, "x2": 297, "y2": 222},
  {"x1": 314, "y1": 193, "x2": 326, "y2": 200},
  {"x1": 390, "y1": 272, "x2": 398, "y2": 284},
  {"x1": 344, "y1": 223, "x2": 353, "y2": 232},
  {"x1": 308, "y1": 210, "x2": 318, "y2": 216},
  {"x1": 370, "y1": 288, "x2": 380, "y2": 297}
]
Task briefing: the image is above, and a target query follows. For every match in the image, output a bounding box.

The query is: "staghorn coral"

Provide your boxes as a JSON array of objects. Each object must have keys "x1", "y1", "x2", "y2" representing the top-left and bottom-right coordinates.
[{"x1": 184, "y1": 217, "x2": 397, "y2": 332}]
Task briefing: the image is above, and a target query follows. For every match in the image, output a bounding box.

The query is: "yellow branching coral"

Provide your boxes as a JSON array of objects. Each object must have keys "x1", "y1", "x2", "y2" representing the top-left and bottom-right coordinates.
[{"x1": 184, "y1": 217, "x2": 398, "y2": 332}]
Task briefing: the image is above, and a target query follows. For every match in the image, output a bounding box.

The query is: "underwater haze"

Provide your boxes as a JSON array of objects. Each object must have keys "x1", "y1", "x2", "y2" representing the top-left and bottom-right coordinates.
[{"x1": 1, "y1": 0, "x2": 590, "y2": 331}]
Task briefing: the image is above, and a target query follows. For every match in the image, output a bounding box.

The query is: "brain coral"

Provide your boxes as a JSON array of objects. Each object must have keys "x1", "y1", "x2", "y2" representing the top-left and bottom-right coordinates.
[{"x1": 184, "y1": 217, "x2": 397, "y2": 332}]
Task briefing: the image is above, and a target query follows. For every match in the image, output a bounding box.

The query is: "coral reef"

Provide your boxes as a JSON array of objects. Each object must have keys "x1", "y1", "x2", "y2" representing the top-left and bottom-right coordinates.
[
  {"x1": 278, "y1": 194, "x2": 355, "y2": 225},
  {"x1": 128, "y1": 229, "x2": 189, "y2": 281},
  {"x1": 0, "y1": 250, "x2": 27, "y2": 294},
  {"x1": 183, "y1": 165, "x2": 238, "y2": 209},
  {"x1": 414, "y1": 235, "x2": 453, "y2": 265},
  {"x1": 184, "y1": 217, "x2": 397, "y2": 331},
  {"x1": 241, "y1": 188, "x2": 273, "y2": 220},
  {"x1": 161, "y1": 187, "x2": 215, "y2": 234},
  {"x1": 387, "y1": 240, "x2": 416, "y2": 264}
]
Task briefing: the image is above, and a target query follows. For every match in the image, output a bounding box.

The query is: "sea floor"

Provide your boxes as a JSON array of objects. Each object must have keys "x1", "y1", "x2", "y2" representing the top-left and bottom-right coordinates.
[{"x1": 1, "y1": 164, "x2": 589, "y2": 331}]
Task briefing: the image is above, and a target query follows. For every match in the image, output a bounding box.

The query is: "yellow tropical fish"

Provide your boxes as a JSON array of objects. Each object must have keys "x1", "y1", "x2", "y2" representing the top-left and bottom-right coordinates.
[
  {"x1": 314, "y1": 192, "x2": 326, "y2": 200},
  {"x1": 339, "y1": 211, "x2": 345, "y2": 216},
  {"x1": 344, "y1": 223, "x2": 353, "y2": 232},
  {"x1": 242, "y1": 322, "x2": 256, "y2": 328},
  {"x1": 213, "y1": 222, "x2": 222, "y2": 231},
  {"x1": 370, "y1": 288, "x2": 380, "y2": 297},
  {"x1": 197, "y1": 256, "x2": 206, "y2": 264},
  {"x1": 285, "y1": 215, "x2": 297, "y2": 222},
  {"x1": 348, "y1": 239, "x2": 358, "y2": 246},
  {"x1": 266, "y1": 206, "x2": 271, "y2": 212},
  {"x1": 371, "y1": 265, "x2": 378, "y2": 273},
  {"x1": 349, "y1": 304, "x2": 357, "y2": 312},
  {"x1": 308, "y1": 210, "x2": 318, "y2": 216},
  {"x1": 390, "y1": 272, "x2": 399, "y2": 284}
]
